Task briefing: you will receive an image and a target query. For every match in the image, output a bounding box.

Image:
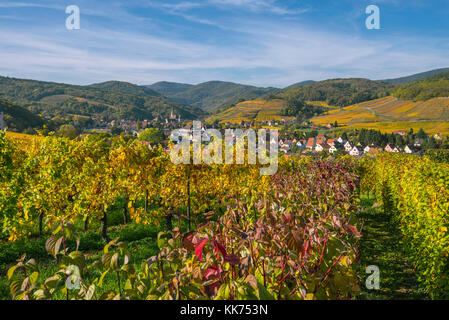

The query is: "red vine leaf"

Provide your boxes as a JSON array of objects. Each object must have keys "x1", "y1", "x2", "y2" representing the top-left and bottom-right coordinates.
[
  {"x1": 213, "y1": 240, "x2": 227, "y2": 256},
  {"x1": 195, "y1": 238, "x2": 209, "y2": 261}
]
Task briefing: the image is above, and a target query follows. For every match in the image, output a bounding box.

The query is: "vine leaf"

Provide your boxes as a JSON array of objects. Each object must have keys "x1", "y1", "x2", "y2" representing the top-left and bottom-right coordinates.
[{"x1": 195, "y1": 238, "x2": 209, "y2": 261}]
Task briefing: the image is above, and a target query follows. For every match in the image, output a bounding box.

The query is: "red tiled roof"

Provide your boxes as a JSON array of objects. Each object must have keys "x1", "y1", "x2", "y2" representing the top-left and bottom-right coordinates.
[{"x1": 306, "y1": 137, "x2": 315, "y2": 147}]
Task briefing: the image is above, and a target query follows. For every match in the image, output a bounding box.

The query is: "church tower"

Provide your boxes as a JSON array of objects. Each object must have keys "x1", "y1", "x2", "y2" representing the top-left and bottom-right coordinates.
[{"x1": 170, "y1": 108, "x2": 177, "y2": 121}]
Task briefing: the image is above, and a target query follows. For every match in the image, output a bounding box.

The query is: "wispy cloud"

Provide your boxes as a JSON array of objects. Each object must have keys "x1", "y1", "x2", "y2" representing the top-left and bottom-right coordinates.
[
  {"x1": 143, "y1": 0, "x2": 309, "y2": 27},
  {"x1": 0, "y1": 1, "x2": 62, "y2": 9},
  {"x1": 208, "y1": 0, "x2": 309, "y2": 15},
  {"x1": 0, "y1": 0, "x2": 448, "y2": 87}
]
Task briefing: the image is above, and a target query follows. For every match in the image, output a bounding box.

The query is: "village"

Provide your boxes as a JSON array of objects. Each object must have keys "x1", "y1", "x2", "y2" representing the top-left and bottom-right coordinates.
[
  {"x1": 85, "y1": 115, "x2": 438, "y2": 158},
  {"x1": 277, "y1": 134, "x2": 422, "y2": 157},
  {"x1": 73, "y1": 104, "x2": 447, "y2": 159}
]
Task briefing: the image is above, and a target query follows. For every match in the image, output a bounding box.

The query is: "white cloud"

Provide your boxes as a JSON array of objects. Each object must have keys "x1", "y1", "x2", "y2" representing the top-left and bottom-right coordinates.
[
  {"x1": 0, "y1": 1, "x2": 448, "y2": 87},
  {"x1": 0, "y1": 1, "x2": 62, "y2": 9},
  {"x1": 145, "y1": 0, "x2": 308, "y2": 21},
  {"x1": 209, "y1": 0, "x2": 306, "y2": 14}
]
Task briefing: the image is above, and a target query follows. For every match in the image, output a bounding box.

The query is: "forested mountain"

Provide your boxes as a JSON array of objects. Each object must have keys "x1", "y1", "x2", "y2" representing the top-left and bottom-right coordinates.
[
  {"x1": 392, "y1": 71, "x2": 449, "y2": 101},
  {"x1": 207, "y1": 72, "x2": 449, "y2": 124},
  {"x1": 148, "y1": 80, "x2": 277, "y2": 112},
  {"x1": 281, "y1": 78, "x2": 394, "y2": 107},
  {"x1": 0, "y1": 98, "x2": 44, "y2": 132},
  {"x1": 147, "y1": 81, "x2": 194, "y2": 97},
  {"x1": 89, "y1": 81, "x2": 161, "y2": 97},
  {"x1": 0, "y1": 76, "x2": 204, "y2": 121},
  {"x1": 380, "y1": 68, "x2": 449, "y2": 84},
  {"x1": 284, "y1": 80, "x2": 315, "y2": 89},
  {"x1": 2, "y1": 68, "x2": 448, "y2": 128}
]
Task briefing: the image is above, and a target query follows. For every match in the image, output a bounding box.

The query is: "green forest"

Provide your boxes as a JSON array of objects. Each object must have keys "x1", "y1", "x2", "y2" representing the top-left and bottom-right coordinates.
[
  {"x1": 393, "y1": 71, "x2": 449, "y2": 101},
  {"x1": 0, "y1": 77, "x2": 204, "y2": 121},
  {"x1": 0, "y1": 99, "x2": 44, "y2": 132}
]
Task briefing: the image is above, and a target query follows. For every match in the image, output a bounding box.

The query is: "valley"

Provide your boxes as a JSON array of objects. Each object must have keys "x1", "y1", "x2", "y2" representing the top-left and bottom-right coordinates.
[{"x1": 2, "y1": 68, "x2": 449, "y2": 137}]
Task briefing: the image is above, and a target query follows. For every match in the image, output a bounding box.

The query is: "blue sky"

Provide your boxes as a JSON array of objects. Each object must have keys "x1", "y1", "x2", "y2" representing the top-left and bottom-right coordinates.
[{"x1": 0, "y1": 0, "x2": 449, "y2": 87}]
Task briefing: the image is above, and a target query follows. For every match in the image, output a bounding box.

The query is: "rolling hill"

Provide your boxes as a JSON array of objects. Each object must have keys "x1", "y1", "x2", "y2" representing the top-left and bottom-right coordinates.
[
  {"x1": 2, "y1": 68, "x2": 449, "y2": 130},
  {"x1": 206, "y1": 99, "x2": 295, "y2": 124},
  {"x1": 0, "y1": 76, "x2": 204, "y2": 121},
  {"x1": 311, "y1": 95, "x2": 449, "y2": 135},
  {"x1": 0, "y1": 98, "x2": 45, "y2": 132},
  {"x1": 284, "y1": 80, "x2": 316, "y2": 89},
  {"x1": 392, "y1": 71, "x2": 449, "y2": 101},
  {"x1": 147, "y1": 81, "x2": 194, "y2": 97},
  {"x1": 147, "y1": 80, "x2": 277, "y2": 113},
  {"x1": 206, "y1": 78, "x2": 398, "y2": 125},
  {"x1": 280, "y1": 78, "x2": 395, "y2": 107},
  {"x1": 380, "y1": 68, "x2": 449, "y2": 84},
  {"x1": 89, "y1": 81, "x2": 161, "y2": 97}
]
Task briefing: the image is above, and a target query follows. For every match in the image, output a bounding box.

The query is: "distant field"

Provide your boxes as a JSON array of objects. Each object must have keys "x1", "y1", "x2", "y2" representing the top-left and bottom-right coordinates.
[
  {"x1": 207, "y1": 99, "x2": 295, "y2": 124},
  {"x1": 308, "y1": 101, "x2": 340, "y2": 110},
  {"x1": 311, "y1": 96, "x2": 449, "y2": 134},
  {"x1": 349, "y1": 121, "x2": 449, "y2": 135}
]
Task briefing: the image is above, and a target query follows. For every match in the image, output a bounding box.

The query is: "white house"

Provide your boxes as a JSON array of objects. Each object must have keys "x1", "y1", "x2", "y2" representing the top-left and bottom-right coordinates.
[
  {"x1": 337, "y1": 137, "x2": 346, "y2": 144},
  {"x1": 329, "y1": 145, "x2": 338, "y2": 154},
  {"x1": 296, "y1": 140, "x2": 306, "y2": 149},
  {"x1": 344, "y1": 141, "x2": 354, "y2": 152},
  {"x1": 349, "y1": 146, "x2": 363, "y2": 156},
  {"x1": 404, "y1": 145, "x2": 413, "y2": 154},
  {"x1": 364, "y1": 145, "x2": 371, "y2": 154},
  {"x1": 279, "y1": 140, "x2": 292, "y2": 151},
  {"x1": 393, "y1": 147, "x2": 401, "y2": 153},
  {"x1": 315, "y1": 143, "x2": 330, "y2": 152}
]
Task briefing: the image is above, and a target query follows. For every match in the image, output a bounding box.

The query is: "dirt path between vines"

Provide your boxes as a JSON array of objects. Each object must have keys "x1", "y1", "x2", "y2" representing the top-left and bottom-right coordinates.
[{"x1": 356, "y1": 196, "x2": 428, "y2": 300}]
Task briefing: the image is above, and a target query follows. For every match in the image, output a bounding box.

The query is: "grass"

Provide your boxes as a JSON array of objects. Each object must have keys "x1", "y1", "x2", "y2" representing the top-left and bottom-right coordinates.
[
  {"x1": 0, "y1": 197, "x2": 207, "y2": 300},
  {"x1": 0, "y1": 205, "x2": 163, "y2": 300},
  {"x1": 356, "y1": 194, "x2": 428, "y2": 300}
]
